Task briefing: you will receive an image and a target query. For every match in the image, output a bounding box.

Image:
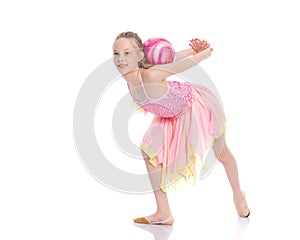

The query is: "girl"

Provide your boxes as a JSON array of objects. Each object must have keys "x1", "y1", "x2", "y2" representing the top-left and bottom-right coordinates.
[{"x1": 113, "y1": 31, "x2": 250, "y2": 225}]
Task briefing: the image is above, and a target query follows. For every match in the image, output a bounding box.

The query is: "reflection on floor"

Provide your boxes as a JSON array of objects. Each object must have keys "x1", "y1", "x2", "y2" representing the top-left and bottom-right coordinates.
[
  {"x1": 134, "y1": 224, "x2": 174, "y2": 240},
  {"x1": 133, "y1": 217, "x2": 249, "y2": 240}
]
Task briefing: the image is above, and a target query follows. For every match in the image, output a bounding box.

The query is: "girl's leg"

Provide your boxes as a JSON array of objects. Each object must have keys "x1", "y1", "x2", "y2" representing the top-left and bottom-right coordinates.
[
  {"x1": 136, "y1": 150, "x2": 173, "y2": 224},
  {"x1": 214, "y1": 140, "x2": 250, "y2": 217}
]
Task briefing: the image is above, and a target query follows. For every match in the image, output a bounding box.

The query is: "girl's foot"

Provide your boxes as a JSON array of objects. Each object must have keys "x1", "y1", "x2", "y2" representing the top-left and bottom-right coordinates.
[
  {"x1": 234, "y1": 192, "x2": 250, "y2": 218},
  {"x1": 134, "y1": 212, "x2": 174, "y2": 225}
]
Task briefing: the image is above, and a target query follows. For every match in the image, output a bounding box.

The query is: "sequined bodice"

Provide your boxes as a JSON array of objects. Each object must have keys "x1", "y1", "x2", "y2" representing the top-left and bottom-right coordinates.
[{"x1": 133, "y1": 73, "x2": 193, "y2": 119}]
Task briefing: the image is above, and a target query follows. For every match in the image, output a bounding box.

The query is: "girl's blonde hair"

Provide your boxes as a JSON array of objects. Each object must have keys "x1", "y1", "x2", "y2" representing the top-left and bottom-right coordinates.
[{"x1": 115, "y1": 31, "x2": 153, "y2": 69}]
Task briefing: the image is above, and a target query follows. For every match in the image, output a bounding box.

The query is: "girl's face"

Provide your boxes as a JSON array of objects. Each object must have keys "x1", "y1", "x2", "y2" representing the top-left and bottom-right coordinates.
[{"x1": 113, "y1": 37, "x2": 143, "y2": 75}]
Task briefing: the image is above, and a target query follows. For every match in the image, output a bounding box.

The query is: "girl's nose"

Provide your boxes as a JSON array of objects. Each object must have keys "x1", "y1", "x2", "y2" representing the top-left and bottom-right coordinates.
[{"x1": 117, "y1": 54, "x2": 124, "y2": 62}]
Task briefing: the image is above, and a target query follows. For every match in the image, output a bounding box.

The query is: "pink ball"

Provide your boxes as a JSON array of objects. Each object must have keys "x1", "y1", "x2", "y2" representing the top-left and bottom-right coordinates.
[{"x1": 143, "y1": 38, "x2": 175, "y2": 65}]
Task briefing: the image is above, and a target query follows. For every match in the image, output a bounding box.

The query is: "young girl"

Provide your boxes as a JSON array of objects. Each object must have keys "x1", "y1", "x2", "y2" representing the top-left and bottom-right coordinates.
[{"x1": 113, "y1": 31, "x2": 250, "y2": 225}]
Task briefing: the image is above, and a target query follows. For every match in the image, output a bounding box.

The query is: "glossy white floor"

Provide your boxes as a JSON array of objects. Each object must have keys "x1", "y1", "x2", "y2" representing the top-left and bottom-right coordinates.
[
  {"x1": 84, "y1": 162, "x2": 300, "y2": 240},
  {"x1": 2, "y1": 152, "x2": 299, "y2": 240}
]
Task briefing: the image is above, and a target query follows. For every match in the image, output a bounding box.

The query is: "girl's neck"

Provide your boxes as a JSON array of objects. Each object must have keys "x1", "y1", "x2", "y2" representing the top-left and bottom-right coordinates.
[{"x1": 123, "y1": 68, "x2": 141, "y2": 87}]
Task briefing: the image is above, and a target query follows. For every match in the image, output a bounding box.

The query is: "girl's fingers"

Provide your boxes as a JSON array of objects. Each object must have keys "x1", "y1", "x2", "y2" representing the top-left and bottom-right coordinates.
[
  {"x1": 190, "y1": 38, "x2": 212, "y2": 52},
  {"x1": 196, "y1": 39, "x2": 202, "y2": 45},
  {"x1": 189, "y1": 44, "x2": 197, "y2": 52}
]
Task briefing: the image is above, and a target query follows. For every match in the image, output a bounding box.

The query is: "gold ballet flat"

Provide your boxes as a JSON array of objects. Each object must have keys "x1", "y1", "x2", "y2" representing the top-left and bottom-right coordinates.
[{"x1": 133, "y1": 216, "x2": 174, "y2": 225}]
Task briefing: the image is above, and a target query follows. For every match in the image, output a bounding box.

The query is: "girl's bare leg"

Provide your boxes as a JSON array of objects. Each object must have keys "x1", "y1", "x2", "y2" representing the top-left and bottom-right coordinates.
[
  {"x1": 215, "y1": 140, "x2": 250, "y2": 217},
  {"x1": 137, "y1": 150, "x2": 173, "y2": 224}
]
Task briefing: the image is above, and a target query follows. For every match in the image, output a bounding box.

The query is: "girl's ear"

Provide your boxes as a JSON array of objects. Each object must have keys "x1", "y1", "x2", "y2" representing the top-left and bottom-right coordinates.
[{"x1": 138, "y1": 51, "x2": 144, "y2": 62}]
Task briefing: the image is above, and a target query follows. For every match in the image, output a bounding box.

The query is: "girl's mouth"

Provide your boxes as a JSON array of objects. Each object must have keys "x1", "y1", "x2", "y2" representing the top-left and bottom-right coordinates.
[{"x1": 118, "y1": 64, "x2": 127, "y2": 68}]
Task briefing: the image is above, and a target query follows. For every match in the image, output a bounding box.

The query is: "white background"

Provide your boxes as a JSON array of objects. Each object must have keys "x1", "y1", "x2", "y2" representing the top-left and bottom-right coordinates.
[{"x1": 1, "y1": 0, "x2": 300, "y2": 239}]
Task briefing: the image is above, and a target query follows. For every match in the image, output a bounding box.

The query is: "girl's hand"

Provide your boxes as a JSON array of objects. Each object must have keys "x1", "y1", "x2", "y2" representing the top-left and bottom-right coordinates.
[{"x1": 189, "y1": 38, "x2": 213, "y2": 53}]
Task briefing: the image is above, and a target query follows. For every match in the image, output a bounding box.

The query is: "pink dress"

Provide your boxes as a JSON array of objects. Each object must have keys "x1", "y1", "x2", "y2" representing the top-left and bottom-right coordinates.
[{"x1": 133, "y1": 72, "x2": 226, "y2": 192}]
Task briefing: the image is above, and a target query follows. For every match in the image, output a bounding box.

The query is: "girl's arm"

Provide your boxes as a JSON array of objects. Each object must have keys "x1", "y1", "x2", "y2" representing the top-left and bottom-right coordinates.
[
  {"x1": 174, "y1": 39, "x2": 210, "y2": 61},
  {"x1": 174, "y1": 48, "x2": 196, "y2": 62},
  {"x1": 143, "y1": 47, "x2": 212, "y2": 83}
]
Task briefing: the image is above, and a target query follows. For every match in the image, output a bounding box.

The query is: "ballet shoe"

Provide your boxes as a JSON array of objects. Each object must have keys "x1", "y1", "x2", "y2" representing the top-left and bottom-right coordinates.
[
  {"x1": 133, "y1": 216, "x2": 174, "y2": 225},
  {"x1": 234, "y1": 192, "x2": 250, "y2": 218}
]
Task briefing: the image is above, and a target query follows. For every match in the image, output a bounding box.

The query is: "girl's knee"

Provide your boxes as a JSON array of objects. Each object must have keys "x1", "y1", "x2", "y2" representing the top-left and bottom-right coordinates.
[
  {"x1": 215, "y1": 142, "x2": 228, "y2": 163},
  {"x1": 141, "y1": 149, "x2": 150, "y2": 160},
  {"x1": 217, "y1": 153, "x2": 227, "y2": 163}
]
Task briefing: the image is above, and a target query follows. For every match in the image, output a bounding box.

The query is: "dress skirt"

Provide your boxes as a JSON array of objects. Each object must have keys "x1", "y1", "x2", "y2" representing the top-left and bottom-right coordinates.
[{"x1": 140, "y1": 83, "x2": 227, "y2": 192}]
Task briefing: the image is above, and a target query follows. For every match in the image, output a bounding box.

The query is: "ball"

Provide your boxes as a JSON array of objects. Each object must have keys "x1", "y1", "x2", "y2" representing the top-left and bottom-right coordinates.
[{"x1": 143, "y1": 38, "x2": 175, "y2": 65}]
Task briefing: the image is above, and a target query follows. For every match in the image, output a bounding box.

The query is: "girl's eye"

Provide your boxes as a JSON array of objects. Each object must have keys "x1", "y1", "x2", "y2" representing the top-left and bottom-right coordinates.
[
  {"x1": 124, "y1": 51, "x2": 130, "y2": 55},
  {"x1": 113, "y1": 52, "x2": 119, "y2": 56}
]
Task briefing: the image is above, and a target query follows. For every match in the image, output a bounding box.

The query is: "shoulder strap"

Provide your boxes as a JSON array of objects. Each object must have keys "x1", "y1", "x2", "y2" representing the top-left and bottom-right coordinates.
[{"x1": 138, "y1": 70, "x2": 150, "y2": 98}]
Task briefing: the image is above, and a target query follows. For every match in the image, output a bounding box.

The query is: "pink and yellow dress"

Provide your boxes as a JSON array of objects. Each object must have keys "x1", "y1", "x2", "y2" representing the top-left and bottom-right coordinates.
[{"x1": 133, "y1": 72, "x2": 226, "y2": 192}]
